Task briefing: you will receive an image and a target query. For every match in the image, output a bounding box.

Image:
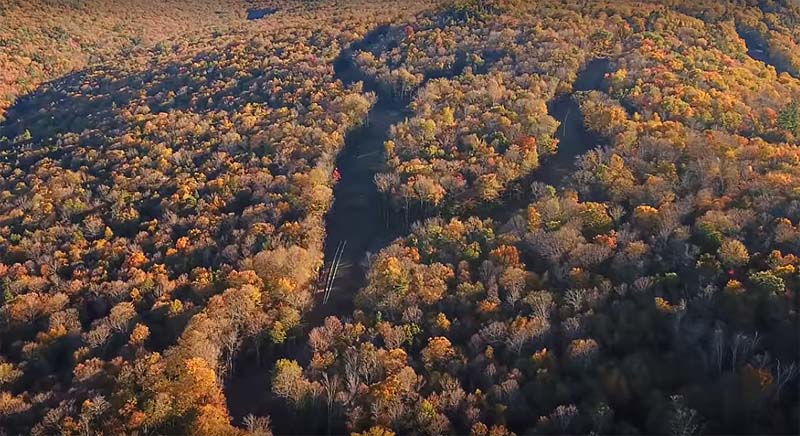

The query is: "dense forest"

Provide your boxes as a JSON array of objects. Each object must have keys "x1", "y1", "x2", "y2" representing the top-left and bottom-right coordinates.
[{"x1": 0, "y1": 1, "x2": 798, "y2": 435}]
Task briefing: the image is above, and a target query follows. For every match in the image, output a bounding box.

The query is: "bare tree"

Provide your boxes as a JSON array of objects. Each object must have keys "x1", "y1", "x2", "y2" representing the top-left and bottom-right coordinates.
[
  {"x1": 243, "y1": 414, "x2": 272, "y2": 436},
  {"x1": 772, "y1": 360, "x2": 798, "y2": 401},
  {"x1": 668, "y1": 395, "x2": 703, "y2": 436}
]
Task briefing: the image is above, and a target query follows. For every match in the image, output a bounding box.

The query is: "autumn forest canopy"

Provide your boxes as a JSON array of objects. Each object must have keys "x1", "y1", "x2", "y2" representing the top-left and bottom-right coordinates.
[{"x1": 0, "y1": 0, "x2": 798, "y2": 435}]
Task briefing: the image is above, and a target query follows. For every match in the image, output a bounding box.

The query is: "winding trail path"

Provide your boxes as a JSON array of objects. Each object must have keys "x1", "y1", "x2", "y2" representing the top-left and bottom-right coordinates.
[
  {"x1": 315, "y1": 49, "x2": 410, "y2": 317},
  {"x1": 317, "y1": 40, "x2": 469, "y2": 314},
  {"x1": 535, "y1": 58, "x2": 611, "y2": 187},
  {"x1": 497, "y1": 58, "x2": 611, "y2": 222},
  {"x1": 224, "y1": 40, "x2": 409, "y2": 432}
]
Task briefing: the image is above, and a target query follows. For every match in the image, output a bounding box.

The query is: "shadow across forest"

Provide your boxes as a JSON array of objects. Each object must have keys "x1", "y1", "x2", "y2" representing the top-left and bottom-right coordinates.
[
  {"x1": 0, "y1": 67, "x2": 137, "y2": 146},
  {"x1": 0, "y1": 45, "x2": 326, "y2": 163}
]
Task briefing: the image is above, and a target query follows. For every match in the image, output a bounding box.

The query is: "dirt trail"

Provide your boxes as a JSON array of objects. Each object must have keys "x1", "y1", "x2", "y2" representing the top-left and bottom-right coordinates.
[
  {"x1": 315, "y1": 49, "x2": 410, "y2": 319},
  {"x1": 224, "y1": 38, "x2": 409, "y2": 432},
  {"x1": 497, "y1": 58, "x2": 610, "y2": 221},
  {"x1": 535, "y1": 58, "x2": 611, "y2": 187}
]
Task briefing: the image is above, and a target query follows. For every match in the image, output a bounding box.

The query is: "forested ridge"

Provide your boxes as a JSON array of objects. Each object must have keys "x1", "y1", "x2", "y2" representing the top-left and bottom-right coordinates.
[{"x1": 0, "y1": 1, "x2": 797, "y2": 435}]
